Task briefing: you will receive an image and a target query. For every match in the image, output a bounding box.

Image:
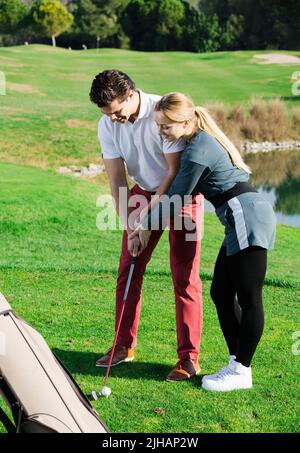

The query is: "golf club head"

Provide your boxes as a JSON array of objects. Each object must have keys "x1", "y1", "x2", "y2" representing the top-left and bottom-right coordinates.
[{"x1": 87, "y1": 390, "x2": 102, "y2": 401}]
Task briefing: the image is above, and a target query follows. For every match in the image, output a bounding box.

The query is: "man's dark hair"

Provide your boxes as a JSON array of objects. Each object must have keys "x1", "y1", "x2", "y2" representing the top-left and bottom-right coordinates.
[{"x1": 89, "y1": 69, "x2": 136, "y2": 107}]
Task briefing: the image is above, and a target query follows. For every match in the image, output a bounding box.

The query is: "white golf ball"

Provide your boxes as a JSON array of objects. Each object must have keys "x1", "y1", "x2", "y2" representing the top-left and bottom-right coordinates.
[{"x1": 101, "y1": 385, "x2": 112, "y2": 397}]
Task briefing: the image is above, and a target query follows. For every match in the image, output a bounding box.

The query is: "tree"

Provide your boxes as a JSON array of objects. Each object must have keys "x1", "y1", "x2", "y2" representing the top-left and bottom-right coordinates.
[
  {"x1": 220, "y1": 14, "x2": 244, "y2": 50},
  {"x1": 33, "y1": 0, "x2": 73, "y2": 46},
  {"x1": 180, "y1": 2, "x2": 202, "y2": 52},
  {"x1": 69, "y1": 0, "x2": 109, "y2": 38},
  {"x1": 63, "y1": 0, "x2": 129, "y2": 48},
  {"x1": 156, "y1": 0, "x2": 185, "y2": 49},
  {"x1": 122, "y1": 0, "x2": 160, "y2": 50},
  {"x1": 227, "y1": 0, "x2": 300, "y2": 50},
  {"x1": 0, "y1": 0, "x2": 29, "y2": 34},
  {"x1": 122, "y1": 0, "x2": 185, "y2": 51},
  {"x1": 180, "y1": 2, "x2": 217, "y2": 52},
  {"x1": 201, "y1": 13, "x2": 222, "y2": 52},
  {"x1": 99, "y1": 0, "x2": 130, "y2": 48}
]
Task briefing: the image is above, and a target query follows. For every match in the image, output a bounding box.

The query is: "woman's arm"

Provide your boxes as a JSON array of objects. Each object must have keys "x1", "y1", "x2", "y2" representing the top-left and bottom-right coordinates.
[
  {"x1": 142, "y1": 157, "x2": 207, "y2": 230},
  {"x1": 136, "y1": 151, "x2": 182, "y2": 224},
  {"x1": 129, "y1": 157, "x2": 207, "y2": 249}
]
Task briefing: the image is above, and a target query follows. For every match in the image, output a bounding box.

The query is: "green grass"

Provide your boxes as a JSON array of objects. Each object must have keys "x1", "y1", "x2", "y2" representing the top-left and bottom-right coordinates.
[
  {"x1": 0, "y1": 46, "x2": 299, "y2": 433},
  {"x1": 0, "y1": 163, "x2": 299, "y2": 433},
  {"x1": 0, "y1": 45, "x2": 299, "y2": 169}
]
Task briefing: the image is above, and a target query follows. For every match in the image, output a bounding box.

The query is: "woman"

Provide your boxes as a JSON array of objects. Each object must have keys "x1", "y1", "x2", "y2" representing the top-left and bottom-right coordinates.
[{"x1": 129, "y1": 93, "x2": 276, "y2": 392}]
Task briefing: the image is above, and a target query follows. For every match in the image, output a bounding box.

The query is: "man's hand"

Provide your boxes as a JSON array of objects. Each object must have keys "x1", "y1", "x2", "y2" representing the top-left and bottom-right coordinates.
[
  {"x1": 127, "y1": 235, "x2": 142, "y2": 257},
  {"x1": 129, "y1": 225, "x2": 152, "y2": 251}
]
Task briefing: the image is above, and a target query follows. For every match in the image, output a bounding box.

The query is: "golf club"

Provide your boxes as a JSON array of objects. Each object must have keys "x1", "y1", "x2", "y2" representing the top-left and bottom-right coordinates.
[{"x1": 89, "y1": 255, "x2": 137, "y2": 400}]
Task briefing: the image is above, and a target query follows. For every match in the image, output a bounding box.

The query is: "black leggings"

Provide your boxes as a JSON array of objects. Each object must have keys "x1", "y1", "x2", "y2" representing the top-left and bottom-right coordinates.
[{"x1": 210, "y1": 245, "x2": 267, "y2": 367}]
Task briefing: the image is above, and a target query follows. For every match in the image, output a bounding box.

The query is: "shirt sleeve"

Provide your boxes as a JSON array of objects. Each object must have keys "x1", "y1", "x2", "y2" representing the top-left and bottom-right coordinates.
[
  {"x1": 98, "y1": 116, "x2": 121, "y2": 159},
  {"x1": 141, "y1": 154, "x2": 208, "y2": 230},
  {"x1": 162, "y1": 136, "x2": 186, "y2": 154}
]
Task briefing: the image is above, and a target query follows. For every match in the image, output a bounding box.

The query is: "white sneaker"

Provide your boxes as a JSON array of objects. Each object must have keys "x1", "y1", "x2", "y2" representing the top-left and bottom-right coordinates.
[
  {"x1": 201, "y1": 359, "x2": 252, "y2": 392},
  {"x1": 202, "y1": 355, "x2": 236, "y2": 383}
]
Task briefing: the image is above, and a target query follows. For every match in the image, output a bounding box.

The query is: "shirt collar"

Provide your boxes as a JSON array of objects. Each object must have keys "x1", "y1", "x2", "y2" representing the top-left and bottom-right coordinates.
[{"x1": 135, "y1": 90, "x2": 151, "y2": 121}]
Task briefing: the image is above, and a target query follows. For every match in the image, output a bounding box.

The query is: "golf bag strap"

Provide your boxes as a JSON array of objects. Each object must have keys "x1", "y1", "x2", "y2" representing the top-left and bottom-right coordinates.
[
  {"x1": 0, "y1": 406, "x2": 15, "y2": 433},
  {"x1": 0, "y1": 376, "x2": 23, "y2": 432}
]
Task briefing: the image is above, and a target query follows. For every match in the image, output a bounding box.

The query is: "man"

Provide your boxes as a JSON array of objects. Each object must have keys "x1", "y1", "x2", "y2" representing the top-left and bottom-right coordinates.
[{"x1": 89, "y1": 69, "x2": 203, "y2": 381}]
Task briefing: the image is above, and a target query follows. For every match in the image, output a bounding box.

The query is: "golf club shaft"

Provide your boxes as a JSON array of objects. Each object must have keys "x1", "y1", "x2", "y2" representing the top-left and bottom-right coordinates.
[{"x1": 103, "y1": 255, "x2": 136, "y2": 386}]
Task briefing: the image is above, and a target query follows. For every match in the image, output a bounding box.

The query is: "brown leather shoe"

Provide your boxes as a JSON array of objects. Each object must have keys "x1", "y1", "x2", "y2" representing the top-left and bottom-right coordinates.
[
  {"x1": 166, "y1": 359, "x2": 201, "y2": 382},
  {"x1": 95, "y1": 345, "x2": 135, "y2": 367}
]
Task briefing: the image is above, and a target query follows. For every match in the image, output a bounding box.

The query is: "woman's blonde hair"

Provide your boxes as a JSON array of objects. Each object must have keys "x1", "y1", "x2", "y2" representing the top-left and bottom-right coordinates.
[{"x1": 155, "y1": 92, "x2": 251, "y2": 173}]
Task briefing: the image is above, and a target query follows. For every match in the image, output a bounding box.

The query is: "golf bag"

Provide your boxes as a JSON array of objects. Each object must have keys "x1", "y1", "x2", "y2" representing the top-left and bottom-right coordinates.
[{"x1": 0, "y1": 292, "x2": 108, "y2": 433}]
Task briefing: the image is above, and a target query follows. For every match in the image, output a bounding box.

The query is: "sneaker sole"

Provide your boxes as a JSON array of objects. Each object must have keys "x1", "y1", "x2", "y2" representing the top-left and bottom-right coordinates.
[
  {"x1": 201, "y1": 381, "x2": 252, "y2": 391},
  {"x1": 95, "y1": 356, "x2": 135, "y2": 367}
]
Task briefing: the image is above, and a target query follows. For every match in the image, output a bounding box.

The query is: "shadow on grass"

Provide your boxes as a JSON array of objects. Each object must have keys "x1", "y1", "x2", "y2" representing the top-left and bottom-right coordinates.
[
  {"x1": 53, "y1": 348, "x2": 205, "y2": 386},
  {"x1": 54, "y1": 348, "x2": 171, "y2": 380}
]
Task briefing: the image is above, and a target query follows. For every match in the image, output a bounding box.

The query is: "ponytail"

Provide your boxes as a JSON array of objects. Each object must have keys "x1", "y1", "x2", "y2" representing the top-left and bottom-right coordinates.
[
  {"x1": 156, "y1": 93, "x2": 251, "y2": 174},
  {"x1": 194, "y1": 106, "x2": 251, "y2": 173}
]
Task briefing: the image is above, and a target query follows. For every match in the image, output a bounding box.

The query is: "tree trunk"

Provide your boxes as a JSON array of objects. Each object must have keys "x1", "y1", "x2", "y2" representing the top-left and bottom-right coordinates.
[{"x1": 52, "y1": 35, "x2": 56, "y2": 47}]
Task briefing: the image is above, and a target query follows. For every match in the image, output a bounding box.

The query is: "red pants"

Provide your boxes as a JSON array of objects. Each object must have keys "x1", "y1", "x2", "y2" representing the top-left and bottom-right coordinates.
[{"x1": 115, "y1": 184, "x2": 204, "y2": 361}]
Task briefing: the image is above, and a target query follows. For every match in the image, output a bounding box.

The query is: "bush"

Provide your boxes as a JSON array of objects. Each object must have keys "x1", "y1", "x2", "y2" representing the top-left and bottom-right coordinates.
[{"x1": 205, "y1": 98, "x2": 296, "y2": 146}]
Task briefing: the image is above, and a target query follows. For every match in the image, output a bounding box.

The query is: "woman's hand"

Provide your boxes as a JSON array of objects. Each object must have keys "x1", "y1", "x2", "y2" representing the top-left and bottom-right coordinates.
[
  {"x1": 134, "y1": 206, "x2": 149, "y2": 228},
  {"x1": 128, "y1": 225, "x2": 152, "y2": 252}
]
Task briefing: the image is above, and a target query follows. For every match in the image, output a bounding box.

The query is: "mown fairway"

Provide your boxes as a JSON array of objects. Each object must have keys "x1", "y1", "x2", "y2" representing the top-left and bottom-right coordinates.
[
  {"x1": 0, "y1": 162, "x2": 299, "y2": 433},
  {"x1": 0, "y1": 45, "x2": 299, "y2": 169},
  {"x1": 0, "y1": 46, "x2": 299, "y2": 433}
]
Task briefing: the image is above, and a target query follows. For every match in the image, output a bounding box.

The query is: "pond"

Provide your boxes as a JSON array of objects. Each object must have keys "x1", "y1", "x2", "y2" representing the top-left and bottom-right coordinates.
[{"x1": 204, "y1": 149, "x2": 300, "y2": 228}]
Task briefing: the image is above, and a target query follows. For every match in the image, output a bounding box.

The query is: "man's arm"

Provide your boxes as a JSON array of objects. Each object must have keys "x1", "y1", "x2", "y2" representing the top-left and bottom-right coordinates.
[
  {"x1": 104, "y1": 157, "x2": 142, "y2": 256},
  {"x1": 154, "y1": 151, "x2": 182, "y2": 197},
  {"x1": 103, "y1": 157, "x2": 135, "y2": 233},
  {"x1": 137, "y1": 151, "x2": 182, "y2": 223}
]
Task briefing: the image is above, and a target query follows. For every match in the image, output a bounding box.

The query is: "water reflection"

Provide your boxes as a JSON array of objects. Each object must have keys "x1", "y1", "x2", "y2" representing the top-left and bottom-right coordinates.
[{"x1": 204, "y1": 149, "x2": 300, "y2": 227}]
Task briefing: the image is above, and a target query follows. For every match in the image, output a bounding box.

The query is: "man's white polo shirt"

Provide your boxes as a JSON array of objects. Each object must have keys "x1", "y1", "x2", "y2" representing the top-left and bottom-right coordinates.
[{"x1": 98, "y1": 90, "x2": 185, "y2": 192}]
